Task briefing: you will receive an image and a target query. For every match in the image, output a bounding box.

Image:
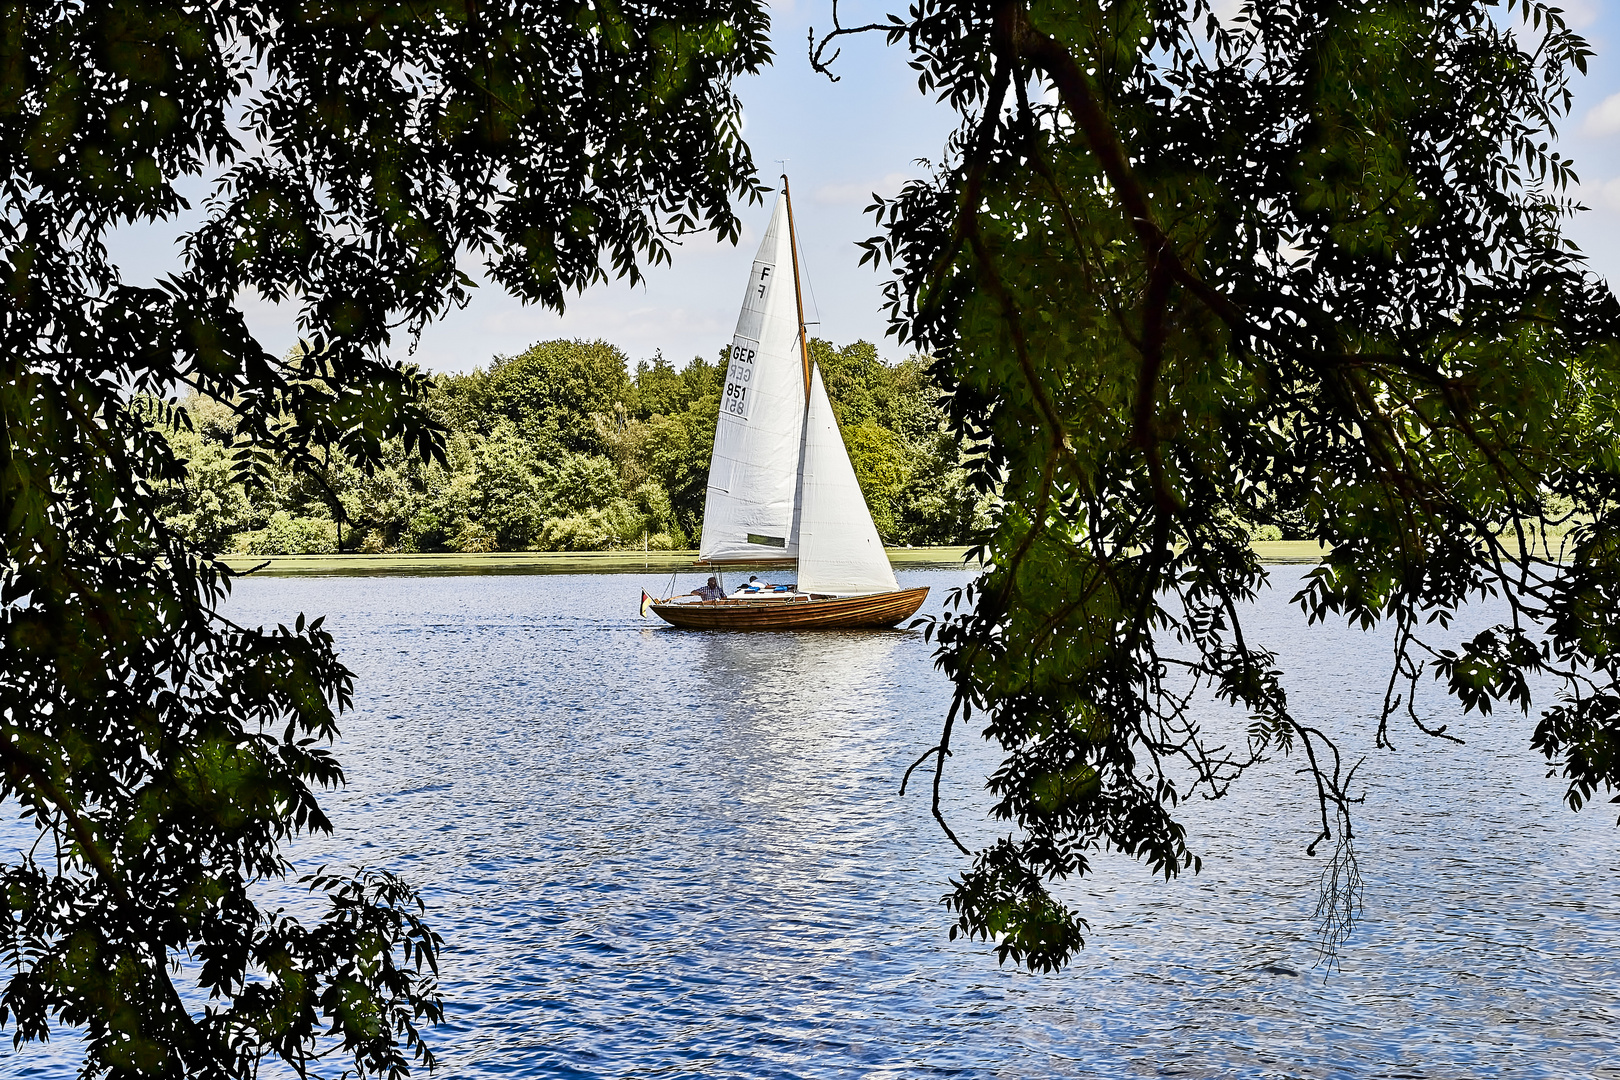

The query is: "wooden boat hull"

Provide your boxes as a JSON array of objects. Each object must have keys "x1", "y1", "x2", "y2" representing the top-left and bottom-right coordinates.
[{"x1": 650, "y1": 587, "x2": 929, "y2": 630}]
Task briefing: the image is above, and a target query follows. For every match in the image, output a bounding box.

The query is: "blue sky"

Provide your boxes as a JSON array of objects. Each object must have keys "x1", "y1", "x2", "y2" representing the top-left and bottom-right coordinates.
[
  {"x1": 122, "y1": 1, "x2": 1620, "y2": 374},
  {"x1": 1560, "y1": 1, "x2": 1620, "y2": 274}
]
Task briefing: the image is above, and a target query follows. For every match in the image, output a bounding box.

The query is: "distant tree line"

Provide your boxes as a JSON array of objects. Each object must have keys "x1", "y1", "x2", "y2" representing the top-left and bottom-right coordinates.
[{"x1": 155, "y1": 338, "x2": 990, "y2": 555}]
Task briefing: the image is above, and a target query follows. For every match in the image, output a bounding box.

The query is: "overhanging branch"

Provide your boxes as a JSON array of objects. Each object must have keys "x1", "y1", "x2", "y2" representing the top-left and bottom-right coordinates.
[{"x1": 809, "y1": 1, "x2": 901, "y2": 82}]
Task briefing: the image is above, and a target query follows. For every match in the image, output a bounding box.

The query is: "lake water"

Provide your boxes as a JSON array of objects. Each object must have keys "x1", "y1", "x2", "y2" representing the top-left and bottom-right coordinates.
[{"x1": 5, "y1": 566, "x2": 1619, "y2": 1078}]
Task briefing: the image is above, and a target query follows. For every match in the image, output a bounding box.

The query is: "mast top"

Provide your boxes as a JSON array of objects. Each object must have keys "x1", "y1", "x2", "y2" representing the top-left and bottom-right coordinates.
[{"x1": 781, "y1": 173, "x2": 813, "y2": 404}]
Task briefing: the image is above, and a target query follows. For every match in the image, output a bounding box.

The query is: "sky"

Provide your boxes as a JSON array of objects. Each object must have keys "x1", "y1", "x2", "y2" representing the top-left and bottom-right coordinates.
[{"x1": 113, "y1": 0, "x2": 1620, "y2": 376}]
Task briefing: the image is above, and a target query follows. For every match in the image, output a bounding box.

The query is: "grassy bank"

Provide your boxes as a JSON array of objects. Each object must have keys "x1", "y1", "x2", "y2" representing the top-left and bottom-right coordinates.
[
  {"x1": 220, "y1": 541, "x2": 1332, "y2": 577},
  {"x1": 1250, "y1": 540, "x2": 1333, "y2": 563},
  {"x1": 221, "y1": 550, "x2": 724, "y2": 577},
  {"x1": 220, "y1": 546, "x2": 981, "y2": 577}
]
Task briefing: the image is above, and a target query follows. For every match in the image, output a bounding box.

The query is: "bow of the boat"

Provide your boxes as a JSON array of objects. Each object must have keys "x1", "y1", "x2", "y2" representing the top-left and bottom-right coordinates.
[{"x1": 866, "y1": 585, "x2": 930, "y2": 626}]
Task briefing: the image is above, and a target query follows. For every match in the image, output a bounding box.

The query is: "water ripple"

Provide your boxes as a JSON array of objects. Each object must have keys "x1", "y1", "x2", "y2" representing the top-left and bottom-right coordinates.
[{"x1": 3, "y1": 567, "x2": 1617, "y2": 1078}]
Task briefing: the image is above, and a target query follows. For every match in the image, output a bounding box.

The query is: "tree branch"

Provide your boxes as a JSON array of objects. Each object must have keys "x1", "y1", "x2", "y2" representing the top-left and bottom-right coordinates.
[{"x1": 809, "y1": 1, "x2": 896, "y2": 82}]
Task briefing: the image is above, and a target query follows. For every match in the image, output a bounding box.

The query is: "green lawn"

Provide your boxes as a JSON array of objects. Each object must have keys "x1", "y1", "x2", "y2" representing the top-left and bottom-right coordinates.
[
  {"x1": 221, "y1": 550, "x2": 727, "y2": 577},
  {"x1": 220, "y1": 542, "x2": 1332, "y2": 577},
  {"x1": 1249, "y1": 540, "x2": 1333, "y2": 564}
]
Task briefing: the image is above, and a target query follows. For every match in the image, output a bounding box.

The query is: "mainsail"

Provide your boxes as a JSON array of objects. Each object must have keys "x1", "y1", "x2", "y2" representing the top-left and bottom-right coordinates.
[{"x1": 697, "y1": 196, "x2": 807, "y2": 563}]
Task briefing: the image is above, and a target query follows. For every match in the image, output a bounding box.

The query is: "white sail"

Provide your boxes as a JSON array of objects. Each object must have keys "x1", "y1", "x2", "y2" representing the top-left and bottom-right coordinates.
[
  {"x1": 794, "y1": 366, "x2": 900, "y2": 596},
  {"x1": 698, "y1": 196, "x2": 807, "y2": 563}
]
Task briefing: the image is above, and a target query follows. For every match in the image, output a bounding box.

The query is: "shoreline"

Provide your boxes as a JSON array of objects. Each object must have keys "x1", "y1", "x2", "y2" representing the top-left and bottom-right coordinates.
[{"x1": 220, "y1": 541, "x2": 1332, "y2": 577}]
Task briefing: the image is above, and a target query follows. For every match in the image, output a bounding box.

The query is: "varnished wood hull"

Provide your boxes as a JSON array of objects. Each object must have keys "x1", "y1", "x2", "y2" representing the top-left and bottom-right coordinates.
[{"x1": 650, "y1": 586, "x2": 929, "y2": 630}]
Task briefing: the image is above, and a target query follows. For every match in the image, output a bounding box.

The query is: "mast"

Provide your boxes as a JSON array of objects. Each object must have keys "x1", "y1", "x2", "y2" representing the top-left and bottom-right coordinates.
[{"x1": 781, "y1": 173, "x2": 813, "y2": 403}]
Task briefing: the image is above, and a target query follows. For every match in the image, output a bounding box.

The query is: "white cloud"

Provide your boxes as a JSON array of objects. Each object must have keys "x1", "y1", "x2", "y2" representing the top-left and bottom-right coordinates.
[
  {"x1": 1211, "y1": 0, "x2": 1246, "y2": 28},
  {"x1": 1582, "y1": 93, "x2": 1620, "y2": 137},
  {"x1": 812, "y1": 172, "x2": 914, "y2": 205},
  {"x1": 1561, "y1": 0, "x2": 1599, "y2": 29},
  {"x1": 1577, "y1": 176, "x2": 1620, "y2": 211}
]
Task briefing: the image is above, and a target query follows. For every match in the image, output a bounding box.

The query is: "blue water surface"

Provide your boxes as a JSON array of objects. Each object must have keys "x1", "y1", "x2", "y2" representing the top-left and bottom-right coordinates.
[{"x1": 4, "y1": 566, "x2": 1618, "y2": 1078}]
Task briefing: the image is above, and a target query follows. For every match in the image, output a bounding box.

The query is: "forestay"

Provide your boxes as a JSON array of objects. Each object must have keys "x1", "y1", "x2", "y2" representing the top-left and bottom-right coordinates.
[
  {"x1": 794, "y1": 367, "x2": 900, "y2": 596},
  {"x1": 698, "y1": 195, "x2": 807, "y2": 563}
]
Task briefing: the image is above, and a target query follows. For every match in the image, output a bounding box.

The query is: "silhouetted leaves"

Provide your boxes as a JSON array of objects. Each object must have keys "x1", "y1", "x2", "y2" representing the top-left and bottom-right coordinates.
[
  {"x1": 858, "y1": 0, "x2": 1620, "y2": 971},
  {"x1": 2, "y1": 0, "x2": 768, "y2": 1073}
]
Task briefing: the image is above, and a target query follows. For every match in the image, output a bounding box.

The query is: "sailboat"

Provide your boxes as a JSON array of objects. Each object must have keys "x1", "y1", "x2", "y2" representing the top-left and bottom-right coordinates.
[{"x1": 647, "y1": 177, "x2": 929, "y2": 630}]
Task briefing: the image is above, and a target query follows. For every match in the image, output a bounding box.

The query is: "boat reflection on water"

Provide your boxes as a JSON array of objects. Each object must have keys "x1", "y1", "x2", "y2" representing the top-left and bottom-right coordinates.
[
  {"x1": 690, "y1": 627, "x2": 904, "y2": 722},
  {"x1": 685, "y1": 627, "x2": 908, "y2": 793},
  {"x1": 671, "y1": 623, "x2": 962, "y2": 914}
]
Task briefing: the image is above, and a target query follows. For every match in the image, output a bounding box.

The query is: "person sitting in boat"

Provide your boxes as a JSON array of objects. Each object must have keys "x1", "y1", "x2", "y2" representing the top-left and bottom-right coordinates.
[
  {"x1": 691, "y1": 576, "x2": 727, "y2": 601},
  {"x1": 738, "y1": 575, "x2": 766, "y2": 594}
]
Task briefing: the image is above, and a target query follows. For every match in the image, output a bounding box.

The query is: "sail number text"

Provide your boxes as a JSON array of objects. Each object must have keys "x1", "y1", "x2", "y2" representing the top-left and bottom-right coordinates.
[{"x1": 723, "y1": 338, "x2": 758, "y2": 419}]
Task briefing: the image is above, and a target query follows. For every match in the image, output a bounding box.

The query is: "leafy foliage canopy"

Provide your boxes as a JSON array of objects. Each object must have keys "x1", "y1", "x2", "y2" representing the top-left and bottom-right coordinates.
[
  {"x1": 1, "y1": 0, "x2": 768, "y2": 1073},
  {"x1": 156, "y1": 337, "x2": 981, "y2": 557},
  {"x1": 825, "y1": 0, "x2": 1620, "y2": 969}
]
